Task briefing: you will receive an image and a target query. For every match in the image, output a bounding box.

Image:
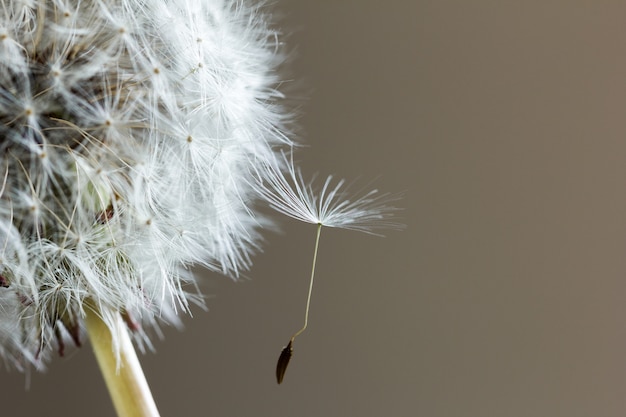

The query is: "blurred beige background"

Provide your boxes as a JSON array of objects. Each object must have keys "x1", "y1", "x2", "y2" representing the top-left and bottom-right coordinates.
[{"x1": 3, "y1": 1, "x2": 626, "y2": 416}]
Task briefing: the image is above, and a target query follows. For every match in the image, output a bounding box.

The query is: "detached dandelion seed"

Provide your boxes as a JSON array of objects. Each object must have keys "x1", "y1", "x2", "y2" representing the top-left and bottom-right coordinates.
[{"x1": 257, "y1": 152, "x2": 403, "y2": 384}]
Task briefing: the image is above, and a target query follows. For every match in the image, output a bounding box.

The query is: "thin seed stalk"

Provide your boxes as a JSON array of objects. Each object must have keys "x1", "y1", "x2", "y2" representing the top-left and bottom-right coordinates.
[
  {"x1": 291, "y1": 222, "x2": 323, "y2": 341},
  {"x1": 276, "y1": 223, "x2": 324, "y2": 384},
  {"x1": 84, "y1": 306, "x2": 160, "y2": 417}
]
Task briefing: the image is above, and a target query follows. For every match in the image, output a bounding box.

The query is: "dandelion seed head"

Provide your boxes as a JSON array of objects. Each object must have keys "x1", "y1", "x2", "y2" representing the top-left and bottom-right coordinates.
[{"x1": 0, "y1": 0, "x2": 291, "y2": 370}]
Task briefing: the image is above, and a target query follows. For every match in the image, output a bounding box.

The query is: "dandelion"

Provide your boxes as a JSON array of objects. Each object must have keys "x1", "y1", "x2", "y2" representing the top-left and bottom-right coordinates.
[
  {"x1": 1, "y1": 0, "x2": 401, "y2": 412},
  {"x1": 255, "y1": 152, "x2": 403, "y2": 384},
  {"x1": 1, "y1": 0, "x2": 291, "y2": 415}
]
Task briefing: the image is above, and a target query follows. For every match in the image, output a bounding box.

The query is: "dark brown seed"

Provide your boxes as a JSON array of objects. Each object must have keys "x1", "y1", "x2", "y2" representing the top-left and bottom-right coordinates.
[
  {"x1": 276, "y1": 340, "x2": 293, "y2": 384},
  {"x1": 54, "y1": 325, "x2": 65, "y2": 357},
  {"x1": 96, "y1": 204, "x2": 115, "y2": 224},
  {"x1": 121, "y1": 310, "x2": 141, "y2": 332}
]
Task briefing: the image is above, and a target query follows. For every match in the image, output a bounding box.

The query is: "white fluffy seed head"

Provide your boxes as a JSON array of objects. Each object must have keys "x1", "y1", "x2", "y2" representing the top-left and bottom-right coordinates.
[
  {"x1": 0, "y1": 0, "x2": 291, "y2": 370},
  {"x1": 0, "y1": 0, "x2": 402, "y2": 372}
]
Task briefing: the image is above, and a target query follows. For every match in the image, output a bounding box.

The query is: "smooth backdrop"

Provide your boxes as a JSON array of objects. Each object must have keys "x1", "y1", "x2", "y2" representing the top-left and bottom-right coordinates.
[{"x1": 2, "y1": 1, "x2": 626, "y2": 416}]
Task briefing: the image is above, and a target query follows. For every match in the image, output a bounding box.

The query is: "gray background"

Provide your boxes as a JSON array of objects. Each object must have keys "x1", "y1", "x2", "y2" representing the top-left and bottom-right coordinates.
[{"x1": 2, "y1": 1, "x2": 626, "y2": 416}]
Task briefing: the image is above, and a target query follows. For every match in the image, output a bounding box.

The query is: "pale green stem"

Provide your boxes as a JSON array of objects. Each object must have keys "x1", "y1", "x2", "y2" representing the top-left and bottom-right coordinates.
[{"x1": 84, "y1": 306, "x2": 160, "y2": 417}]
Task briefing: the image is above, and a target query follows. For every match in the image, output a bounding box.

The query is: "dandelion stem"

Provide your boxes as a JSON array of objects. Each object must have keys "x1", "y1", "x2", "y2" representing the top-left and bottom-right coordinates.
[
  {"x1": 85, "y1": 306, "x2": 160, "y2": 417},
  {"x1": 291, "y1": 222, "x2": 323, "y2": 342}
]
